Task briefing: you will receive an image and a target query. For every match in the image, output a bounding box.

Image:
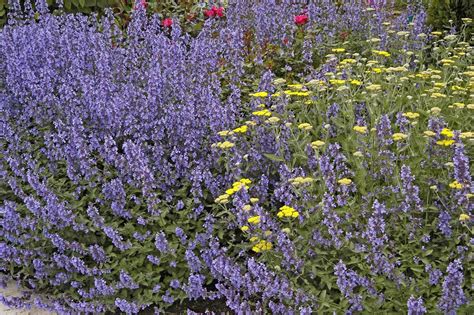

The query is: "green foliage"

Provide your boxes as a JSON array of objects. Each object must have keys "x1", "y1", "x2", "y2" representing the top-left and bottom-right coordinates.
[
  {"x1": 0, "y1": 0, "x2": 7, "y2": 25},
  {"x1": 426, "y1": 0, "x2": 474, "y2": 30}
]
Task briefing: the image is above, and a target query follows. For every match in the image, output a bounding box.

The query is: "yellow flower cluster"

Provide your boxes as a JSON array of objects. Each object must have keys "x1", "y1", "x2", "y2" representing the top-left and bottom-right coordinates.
[
  {"x1": 392, "y1": 133, "x2": 408, "y2": 141},
  {"x1": 225, "y1": 178, "x2": 252, "y2": 196},
  {"x1": 248, "y1": 215, "x2": 261, "y2": 225},
  {"x1": 386, "y1": 66, "x2": 408, "y2": 73},
  {"x1": 298, "y1": 123, "x2": 313, "y2": 131},
  {"x1": 437, "y1": 139, "x2": 455, "y2": 147},
  {"x1": 277, "y1": 205, "x2": 299, "y2": 218},
  {"x1": 289, "y1": 177, "x2": 314, "y2": 186},
  {"x1": 284, "y1": 90, "x2": 311, "y2": 96},
  {"x1": 250, "y1": 198, "x2": 259, "y2": 204},
  {"x1": 430, "y1": 92, "x2": 447, "y2": 99},
  {"x1": 441, "y1": 128, "x2": 454, "y2": 138},
  {"x1": 440, "y1": 59, "x2": 455, "y2": 66},
  {"x1": 213, "y1": 141, "x2": 235, "y2": 149},
  {"x1": 311, "y1": 140, "x2": 325, "y2": 149},
  {"x1": 459, "y1": 213, "x2": 470, "y2": 222},
  {"x1": 252, "y1": 109, "x2": 272, "y2": 117},
  {"x1": 437, "y1": 128, "x2": 455, "y2": 146},
  {"x1": 232, "y1": 125, "x2": 248, "y2": 133},
  {"x1": 329, "y1": 79, "x2": 346, "y2": 85},
  {"x1": 460, "y1": 132, "x2": 474, "y2": 139},
  {"x1": 249, "y1": 91, "x2": 268, "y2": 97},
  {"x1": 402, "y1": 112, "x2": 420, "y2": 119},
  {"x1": 215, "y1": 194, "x2": 230, "y2": 204},
  {"x1": 371, "y1": 68, "x2": 384, "y2": 74},
  {"x1": 372, "y1": 50, "x2": 391, "y2": 57},
  {"x1": 452, "y1": 102, "x2": 465, "y2": 109},
  {"x1": 332, "y1": 48, "x2": 346, "y2": 53},
  {"x1": 353, "y1": 126, "x2": 368, "y2": 134},
  {"x1": 449, "y1": 181, "x2": 463, "y2": 189},
  {"x1": 307, "y1": 79, "x2": 326, "y2": 86},
  {"x1": 338, "y1": 178, "x2": 352, "y2": 185},
  {"x1": 366, "y1": 84, "x2": 382, "y2": 92},
  {"x1": 288, "y1": 84, "x2": 304, "y2": 90},
  {"x1": 252, "y1": 240, "x2": 272, "y2": 253},
  {"x1": 266, "y1": 117, "x2": 280, "y2": 124},
  {"x1": 340, "y1": 58, "x2": 357, "y2": 65}
]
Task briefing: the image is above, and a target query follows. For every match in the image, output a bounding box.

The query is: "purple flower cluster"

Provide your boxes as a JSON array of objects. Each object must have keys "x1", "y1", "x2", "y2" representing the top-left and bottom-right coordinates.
[{"x1": 437, "y1": 260, "x2": 467, "y2": 313}]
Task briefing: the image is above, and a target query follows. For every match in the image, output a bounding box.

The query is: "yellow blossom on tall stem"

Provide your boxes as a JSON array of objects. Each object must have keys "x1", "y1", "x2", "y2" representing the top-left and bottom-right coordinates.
[
  {"x1": 392, "y1": 133, "x2": 408, "y2": 141},
  {"x1": 248, "y1": 216, "x2": 261, "y2": 225},
  {"x1": 311, "y1": 140, "x2": 325, "y2": 149},
  {"x1": 353, "y1": 126, "x2": 368, "y2": 134},
  {"x1": 232, "y1": 125, "x2": 248, "y2": 133},
  {"x1": 440, "y1": 128, "x2": 454, "y2": 138},
  {"x1": 252, "y1": 240, "x2": 272, "y2": 253},
  {"x1": 252, "y1": 109, "x2": 272, "y2": 117},
  {"x1": 277, "y1": 205, "x2": 299, "y2": 218},
  {"x1": 449, "y1": 181, "x2": 463, "y2": 189},
  {"x1": 249, "y1": 91, "x2": 268, "y2": 97},
  {"x1": 215, "y1": 141, "x2": 235, "y2": 149},
  {"x1": 402, "y1": 112, "x2": 419, "y2": 119},
  {"x1": 338, "y1": 178, "x2": 352, "y2": 185},
  {"x1": 436, "y1": 139, "x2": 455, "y2": 146},
  {"x1": 240, "y1": 226, "x2": 249, "y2": 232},
  {"x1": 298, "y1": 123, "x2": 313, "y2": 131}
]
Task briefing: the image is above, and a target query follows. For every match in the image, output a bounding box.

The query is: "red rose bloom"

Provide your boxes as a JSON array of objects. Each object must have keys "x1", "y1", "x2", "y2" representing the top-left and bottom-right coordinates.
[
  {"x1": 162, "y1": 18, "x2": 173, "y2": 28},
  {"x1": 294, "y1": 14, "x2": 308, "y2": 26},
  {"x1": 204, "y1": 9, "x2": 215, "y2": 18},
  {"x1": 213, "y1": 6, "x2": 225, "y2": 17},
  {"x1": 205, "y1": 6, "x2": 225, "y2": 18}
]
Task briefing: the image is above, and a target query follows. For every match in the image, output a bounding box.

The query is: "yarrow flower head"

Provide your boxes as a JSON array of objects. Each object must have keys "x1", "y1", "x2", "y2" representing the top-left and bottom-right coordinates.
[
  {"x1": 392, "y1": 133, "x2": 408, "y2": 141},
  {"x1": 225, "y1": 178, "x2": 251, "y2": 196},
  {"x1": 311, "y1": 140, "x2": 325, "y2": 149},
  {"x1": 449, "y1": 181, "x2": 463, "y2": 189},
  {"x1": 353, "y1": 126, "x2": 368, "y2": 134},
  {"x1": 372, "y1": 50, "x2": 391, "y2": 57},
  {"x1": 402, "y1": 112, "x2": 420, "y2": 119},
  {"x1": 440, "y1": 128, "x2": 454, "y2": 138},
  {"x1": 252, "y1": 240, "x2": 272, "y2": 253},
  {"x1": 436, "y1": 139, "x2": 455, "y2": 146},
  {"x1": 213, "y1": 141, "x2": 235, "y2": 149},
  {"x1": 277, "y1": 205, "x2": 299, "y2": 218},
  {"x1": 247, "y1": 216, "x2": 261, "y2": 225},
  {"x1": 298, "y1": 123, "x2": 313, "y2": 131},
  {"x1": 289, "y1": 177, "x2": 314, "y2": 186},
  {"x1": 252, "y1": 109, "x2": 272, "y2": 117},
  {"x1": 338, "y1": 178, "x2": 352, "y2": 185},
  {"x1": 249, "y1": 91, "x2": 268, "y2": 98},
  {"x1": 232, "y1": 125, "x2": 248, "y2": 133},
  {"x1": 214, "y1": 194, "x2": 230, "y2": 204}
]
